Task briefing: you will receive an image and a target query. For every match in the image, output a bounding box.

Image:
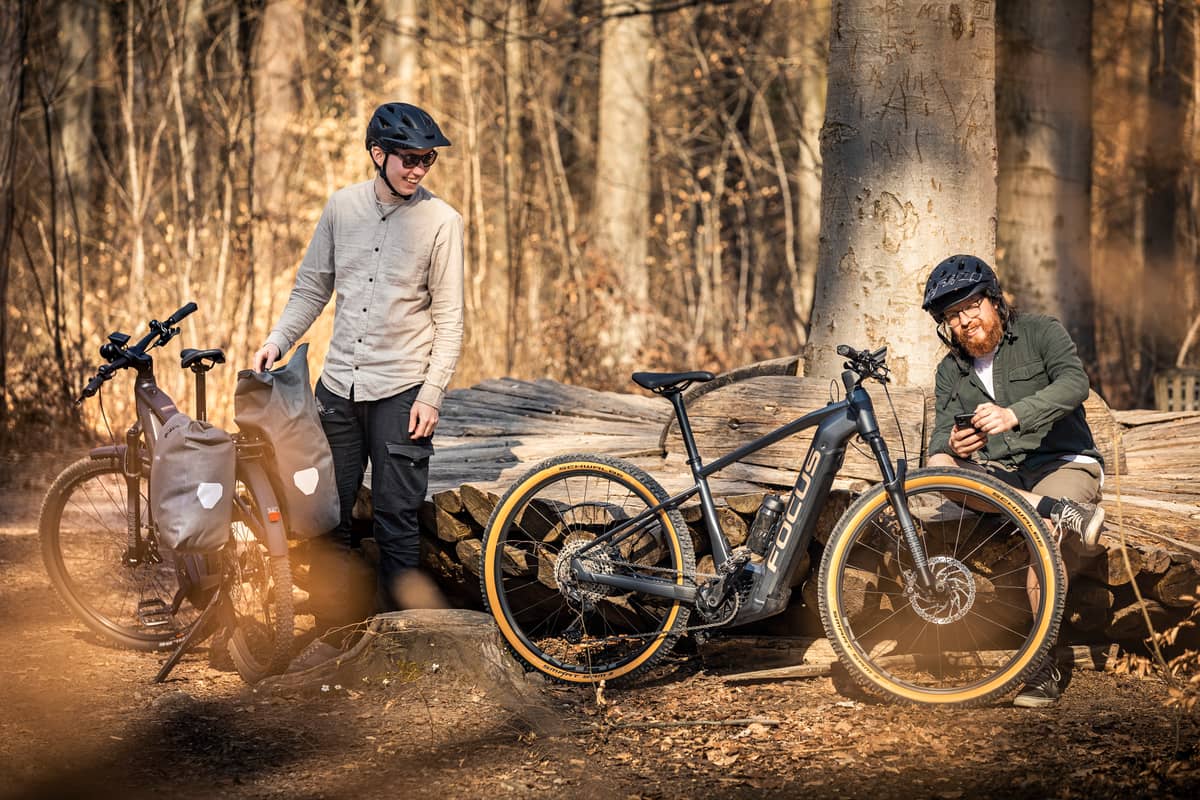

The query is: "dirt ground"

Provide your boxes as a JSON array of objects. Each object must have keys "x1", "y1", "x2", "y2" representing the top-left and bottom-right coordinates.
[{"x1": 3, "y1": 457, "x2": 1200, "y2": 800}]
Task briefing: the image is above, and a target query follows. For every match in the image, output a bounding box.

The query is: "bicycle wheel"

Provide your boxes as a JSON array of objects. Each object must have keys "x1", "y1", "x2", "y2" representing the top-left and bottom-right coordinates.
[
  {"x1": 819, "y1": 467, "x2": 1065, "y2": 706},
  {"x1": 39, "y1": 456, "x2": 204, "y2": 650},
  {"x1": 481, "y1": 454, "x2": 695, "y2": 684},
  {"x1": 225, "y1": 494, "x2": 295, "y2": 683}
]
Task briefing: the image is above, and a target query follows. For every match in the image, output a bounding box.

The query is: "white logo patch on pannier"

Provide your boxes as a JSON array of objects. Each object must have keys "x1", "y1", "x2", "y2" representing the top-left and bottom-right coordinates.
[
  {"x1": 293, "y1": 467, "x2": 320, "y2": 496},
  {"x1": 196, "y1": 482, "x2": 224, "y2": 510}
]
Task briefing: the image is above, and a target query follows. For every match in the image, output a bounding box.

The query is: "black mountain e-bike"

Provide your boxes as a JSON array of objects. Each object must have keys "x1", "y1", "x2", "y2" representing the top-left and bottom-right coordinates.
[{"x1": 480, "y1": 346, "x2": 1065, "y2": 706}]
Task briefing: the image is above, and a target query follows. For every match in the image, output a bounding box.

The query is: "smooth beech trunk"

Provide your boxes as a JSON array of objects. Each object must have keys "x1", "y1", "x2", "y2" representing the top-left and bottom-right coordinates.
[{"x1": 806, "y1": 0, "x2": 997, "y2": 389}]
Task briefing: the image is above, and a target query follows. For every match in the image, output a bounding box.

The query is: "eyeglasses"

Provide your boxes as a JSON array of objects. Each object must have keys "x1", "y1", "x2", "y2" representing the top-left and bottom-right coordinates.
[
  {"x1": 392, "y1": 150, "x2": 438, "y2": 169},
  {"x1": 940, "y1": 295, "x2": 987, "y2": 327}
]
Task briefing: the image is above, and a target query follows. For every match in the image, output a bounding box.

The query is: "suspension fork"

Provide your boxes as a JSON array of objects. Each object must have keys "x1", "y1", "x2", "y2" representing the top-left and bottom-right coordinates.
[
  {"x1": 120, "y1": 423, "x2": 159, "y2": 566},
  {"x1": 864, "y1": 432, "x2": 934, "y2": 590}
]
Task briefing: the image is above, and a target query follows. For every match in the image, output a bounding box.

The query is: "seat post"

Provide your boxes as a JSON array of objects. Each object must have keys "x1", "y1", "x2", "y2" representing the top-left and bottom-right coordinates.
[
  {"x1": 668, "y1": 392, "x2": 704, "y2": 471},
  {"x1": 191, "y1": 368, "x2": 208, "y2": 422}
]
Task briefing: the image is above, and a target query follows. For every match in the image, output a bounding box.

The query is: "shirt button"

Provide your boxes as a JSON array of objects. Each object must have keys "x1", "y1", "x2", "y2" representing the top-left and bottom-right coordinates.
[
  {"x1": 362, "y1": 308, "x2": 367, "y2": 312},
  {"x1": 368, "y1": 278, "x2": 373, "y2": 282},
  {"x1": 374, "y1": 247, "x2": 379, "y2": 252}
]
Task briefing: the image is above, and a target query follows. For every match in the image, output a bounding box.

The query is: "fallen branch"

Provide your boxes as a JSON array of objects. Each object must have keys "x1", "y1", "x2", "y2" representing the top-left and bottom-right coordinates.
[{"x1": 575, "y1": 716, "x2": 780, "y2": 734}]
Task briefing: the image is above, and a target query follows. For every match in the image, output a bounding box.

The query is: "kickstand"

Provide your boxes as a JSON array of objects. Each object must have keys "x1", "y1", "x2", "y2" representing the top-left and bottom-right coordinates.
[{"x1": 153, "y1": 585, "x2": 226, "y2": 684}]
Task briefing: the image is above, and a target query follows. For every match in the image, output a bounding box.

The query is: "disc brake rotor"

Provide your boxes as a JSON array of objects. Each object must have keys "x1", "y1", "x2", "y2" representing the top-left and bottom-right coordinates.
[{"x1": 904, "y1": 555, "x2": 976, "y2": 624}]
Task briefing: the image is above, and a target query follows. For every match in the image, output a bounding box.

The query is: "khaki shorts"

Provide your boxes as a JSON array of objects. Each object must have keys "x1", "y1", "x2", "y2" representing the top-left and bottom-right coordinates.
[{"x1": 980, "y1": 459, "x2": 1103, "y2": 505}]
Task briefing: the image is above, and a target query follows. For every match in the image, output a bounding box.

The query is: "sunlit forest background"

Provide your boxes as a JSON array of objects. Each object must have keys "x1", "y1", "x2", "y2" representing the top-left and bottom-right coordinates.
[{"x1": 1, "y1": 0, "x2": 1198, "y2": 442}]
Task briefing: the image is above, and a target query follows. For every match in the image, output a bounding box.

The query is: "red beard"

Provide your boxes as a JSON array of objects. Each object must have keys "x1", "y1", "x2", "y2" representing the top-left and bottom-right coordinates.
[{"x1": 956, "y1": 316, "x2": 1003, "y2": 358}]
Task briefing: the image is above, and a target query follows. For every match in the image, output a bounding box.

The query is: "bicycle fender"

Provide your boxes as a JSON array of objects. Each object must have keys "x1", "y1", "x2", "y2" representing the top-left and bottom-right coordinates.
[
  {"x1": 89, "y1": 445, "x2": 124, "y2": 460},
  {"x1": 237, "y1": 460, "x2": 289, "y2": 558}
]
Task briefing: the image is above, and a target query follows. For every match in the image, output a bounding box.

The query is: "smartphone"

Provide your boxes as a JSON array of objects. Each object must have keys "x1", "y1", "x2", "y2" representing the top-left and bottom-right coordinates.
[{"x1": 954, "y1": 412, "x2": 976, "y2": 430}]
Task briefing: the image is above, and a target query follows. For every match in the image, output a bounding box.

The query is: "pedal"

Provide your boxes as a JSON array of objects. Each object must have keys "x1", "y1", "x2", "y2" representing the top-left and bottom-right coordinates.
[{"x1": 137, "y1": 598, "x2": 173, "y2": 628}]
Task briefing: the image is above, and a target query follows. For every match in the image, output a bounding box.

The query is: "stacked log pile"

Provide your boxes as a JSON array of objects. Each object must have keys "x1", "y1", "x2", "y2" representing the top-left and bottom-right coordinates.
[{"x1": 397, "y1": 368, "x2": 1200, "y2": 650}]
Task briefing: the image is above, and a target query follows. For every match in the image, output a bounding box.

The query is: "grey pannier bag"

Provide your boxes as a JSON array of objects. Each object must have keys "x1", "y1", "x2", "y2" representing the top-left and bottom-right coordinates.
[
  {"x1": 150, "y1": 412, "x2": 236, "y2": 553},
  {"x1": 234, "y1": 343, "x2": 339, "y2": 540}
]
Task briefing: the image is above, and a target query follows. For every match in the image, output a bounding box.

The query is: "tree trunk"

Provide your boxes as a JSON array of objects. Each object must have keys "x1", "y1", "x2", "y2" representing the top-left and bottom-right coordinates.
[
  {"x1": 592, "y1": 0, "x2": 653, "y2": 367},
  {"x1": 996, "y1": 0, "x2": 1094, "y2": 365},
  {"x1": 1143, "y1": 1, "x2": 1196, "y2": 387},
  {"x1": 502, "y1": 0, "x2": 526, "y2": 373},
  {"x1": 1091, "y1": 0, "x2": 1153, "y2": 407},
  {"x1": 783, "y1": 0, "x2": 830, "y2": 344},
  {"x1": 378, "y1": 0, "x2": 420, "y2": 96},
  {"x1": 0, "y1": 0, "x2": 27, "y2": 431},
  {"x1": 251, "y1": 0, "x2": 305, "y2": 335},
  {"x1": 56, "y1": 2, "x2": 95, "y2": 232},
  {"x1": 805, "y1": 1, "x2": 997, "y2": 388}
]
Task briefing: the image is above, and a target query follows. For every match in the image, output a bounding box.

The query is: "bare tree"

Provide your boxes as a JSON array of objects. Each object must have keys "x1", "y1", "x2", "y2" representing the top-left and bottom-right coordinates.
[
  {"x1": 782, "y1": 0, "x2": 829, "y2": 345},
  {"x1": 592, "y1": 0, "x2": 653, "y2": 365},
  {"x1": 806, "y1": 0, "x2": 997, "y2": 388},
  {"x1": 379, "y1": 0, "x2": 421, "y2": 97},
  {"x1": 997, "y1": 0, "x2": 1094, "y2": 365},
  {"x1": 251, "y1": 0, "x2": 306, "y2": 335},
  {"x1": 0, "y1": 0, "x2": 27, "y2": 430},
  {"x1": 1091, "y1": 0, "x2": 1154, "y2": 407}
]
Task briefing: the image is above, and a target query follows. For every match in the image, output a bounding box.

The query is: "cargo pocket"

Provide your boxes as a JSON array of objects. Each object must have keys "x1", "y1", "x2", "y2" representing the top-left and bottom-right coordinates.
[
  {"x1": 385, "y1": 442, "x2": 434, "y2": 511},
  {"x1": 386, "y1": 442, "x2": 434, "y2": 466}
]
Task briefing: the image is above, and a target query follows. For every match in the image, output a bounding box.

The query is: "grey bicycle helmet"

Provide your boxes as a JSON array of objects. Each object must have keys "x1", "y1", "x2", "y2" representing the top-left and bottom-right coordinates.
[
  {"x1": 922, "y1": 254, "x2": 999, "y2": 317},
  {"x1": 365, "y1": 102, "x2": 451, "y2": 152}
]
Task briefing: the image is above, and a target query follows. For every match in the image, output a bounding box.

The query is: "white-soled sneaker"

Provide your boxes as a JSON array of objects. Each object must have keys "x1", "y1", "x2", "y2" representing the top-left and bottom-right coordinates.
[
  {"x1": 1013, "y1": 660, "x2": 1064, "y2": 708},
  {"x1": 1051, "y1": 499, "x2": 1105, "y2": 547}
]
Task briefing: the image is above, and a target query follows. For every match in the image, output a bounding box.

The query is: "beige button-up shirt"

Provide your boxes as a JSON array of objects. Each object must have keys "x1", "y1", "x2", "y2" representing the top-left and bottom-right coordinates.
[{"x1": 266, "y1": 180, "x2": 464, "y2": 409}]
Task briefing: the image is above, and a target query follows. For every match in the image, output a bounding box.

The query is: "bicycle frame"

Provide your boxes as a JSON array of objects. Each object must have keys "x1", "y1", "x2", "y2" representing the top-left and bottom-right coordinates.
[
  {"x1": 87, "y1": 355, "x2": 290, "y2": 563},
  {"x1": 570, "y1": 371, "x2": 929, "y2": 625}
]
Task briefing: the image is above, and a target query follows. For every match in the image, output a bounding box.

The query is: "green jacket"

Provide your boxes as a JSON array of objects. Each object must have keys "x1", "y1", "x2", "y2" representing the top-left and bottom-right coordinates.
[{"x1": 929, "y1": 313, "x2": 1102, "y2": 471}]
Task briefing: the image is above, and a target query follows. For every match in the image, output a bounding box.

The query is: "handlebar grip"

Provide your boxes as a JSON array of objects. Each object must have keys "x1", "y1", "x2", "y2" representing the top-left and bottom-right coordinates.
[
  {"x1": 165, "y1": 302, "x2": 198, "y2": 326},
  {"x1": 836, "y1": 344, "x2": 855, "y2": 358}
]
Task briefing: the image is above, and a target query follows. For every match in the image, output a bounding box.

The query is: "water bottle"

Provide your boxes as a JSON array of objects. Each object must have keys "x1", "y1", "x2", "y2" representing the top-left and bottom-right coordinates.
[{"x1": 747, "y1": 493, "x2": 786, "y2": 556}]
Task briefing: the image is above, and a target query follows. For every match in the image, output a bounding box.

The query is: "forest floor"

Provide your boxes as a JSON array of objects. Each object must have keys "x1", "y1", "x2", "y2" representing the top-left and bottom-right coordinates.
[{"x1": 3, "y1": 453, "x2": 1200, "y2": 800}]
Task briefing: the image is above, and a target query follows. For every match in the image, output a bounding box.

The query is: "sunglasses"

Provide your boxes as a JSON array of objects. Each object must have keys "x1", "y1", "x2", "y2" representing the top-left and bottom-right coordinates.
[{"x1": 392, "y1": 150, "x2": 438, "y2": 169}]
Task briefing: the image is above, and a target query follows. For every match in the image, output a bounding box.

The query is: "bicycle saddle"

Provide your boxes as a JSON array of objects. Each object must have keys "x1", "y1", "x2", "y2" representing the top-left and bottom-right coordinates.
[
  {"x1": 631, "y1": 370, "x2": 714, "y2": 394},
  {"x1": 180, "y1": 348, "x2": 226, "y2": 371}
]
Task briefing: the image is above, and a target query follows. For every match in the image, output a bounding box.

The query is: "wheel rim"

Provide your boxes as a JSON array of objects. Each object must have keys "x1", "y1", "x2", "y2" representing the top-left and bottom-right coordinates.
[
  {"x1": 49, "y1": 464, "x2": 200, "y2": 644},
  {"x1": 824, "y1": 476, "x2": 1059, "y2": 700},
  {"x1": 486, "y1": 466, "x2": 689, "y2": 680}
]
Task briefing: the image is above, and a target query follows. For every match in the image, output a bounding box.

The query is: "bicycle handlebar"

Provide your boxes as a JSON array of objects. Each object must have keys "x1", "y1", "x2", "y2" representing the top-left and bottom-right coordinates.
[
  {"x1": 164, "y1": 302, "x2": 197, "y2": 327},
  {"x1": 837, "y1": 344, "x2": 890, "y2": 386},
  {"x1": 76, "y1": 302, "x2": 198, "y2": 403}
]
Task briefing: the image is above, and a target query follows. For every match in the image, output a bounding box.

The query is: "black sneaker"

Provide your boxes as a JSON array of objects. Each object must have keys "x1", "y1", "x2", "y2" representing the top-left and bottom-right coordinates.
[
  {"x1": 1013, "y1": 660, "x2": 1063, "y2": 708},
  {"x1": 1051, "y1": 499, "x2": 1105, "y2": 547},
  {"x1": 285, "y1": 638, "x2": 343, "y2": 674}
]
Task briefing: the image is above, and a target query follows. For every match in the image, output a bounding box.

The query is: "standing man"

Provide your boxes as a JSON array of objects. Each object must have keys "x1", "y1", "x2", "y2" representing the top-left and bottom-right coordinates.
[
  {"x1": 253, "y1": 103, "x2": 464, "y2": 671},
  {"x1": 922, "y1": 254, "x2": 1104, "y2": 708}
]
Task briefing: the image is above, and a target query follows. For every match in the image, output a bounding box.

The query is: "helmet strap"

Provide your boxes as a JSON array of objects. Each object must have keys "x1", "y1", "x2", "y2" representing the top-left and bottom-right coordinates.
[{"x1": 376, "y1": 153, "x2": 412, "y2": 201}]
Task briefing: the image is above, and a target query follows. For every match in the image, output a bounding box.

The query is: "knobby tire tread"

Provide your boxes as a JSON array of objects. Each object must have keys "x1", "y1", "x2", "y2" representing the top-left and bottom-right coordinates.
[
  {"x1": 39, "y1": 457, "x2": 195, "y2": 652},
  {"x1": 480, "y1": 453, "x2": 695, "y2": 685},
  {"x1": 818, "y1": 467, "x2": 1066, "y2": 707}
]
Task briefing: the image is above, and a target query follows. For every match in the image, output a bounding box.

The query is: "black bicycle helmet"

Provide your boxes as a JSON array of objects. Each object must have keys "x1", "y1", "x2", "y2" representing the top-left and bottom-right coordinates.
[
  {"x1": 922, "y1": 254, "x2": 999, "y2": 317},
  {"x1": 365, "y1": 102, "x2": 451, "y2": 152}
]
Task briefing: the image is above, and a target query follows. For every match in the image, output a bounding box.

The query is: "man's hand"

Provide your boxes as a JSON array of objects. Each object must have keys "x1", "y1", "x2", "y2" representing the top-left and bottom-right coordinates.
[
  {"x1": 948, "y1": 422, "x2": 988, "y2": 459},
  {"x1": 252, "y1": 343, "x2": 281, "y2": 372},
  {"x1": 409, "y1": 400, "x2": 440, "y2": 439},
  {"x1": 970, "y1": 402, "x2": 1019, "y2": 436}
]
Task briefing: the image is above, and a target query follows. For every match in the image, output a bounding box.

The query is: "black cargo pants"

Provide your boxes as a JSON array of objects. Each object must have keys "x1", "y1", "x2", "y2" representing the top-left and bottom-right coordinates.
[{"x1": 312, "y1": 380, "x2": 432, "y2": 634}]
